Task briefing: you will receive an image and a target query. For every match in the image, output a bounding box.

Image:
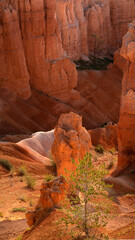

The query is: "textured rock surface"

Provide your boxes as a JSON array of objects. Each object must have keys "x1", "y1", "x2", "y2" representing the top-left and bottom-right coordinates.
[
  {"x1": 116, "y1": 20, "x2": 135, "y2": 175},
  {"x1": 51, "y1": 112, "x2": 92, "y2": 176},
  {"x1": 0, "y1": 67, "x2": 122, "y2": 137},
  {"x1": 89, "y1": 124, "x2": 118, "y2": 150},
  {"x1": 26, "y1": 176, "x2": 67, "y2": 226},
  {"x1": 0, "y1": 0, "x2": 135, "y2": 98},
  {"x1": 0, "y1": 0, "x2": 77, "y2": 99}
]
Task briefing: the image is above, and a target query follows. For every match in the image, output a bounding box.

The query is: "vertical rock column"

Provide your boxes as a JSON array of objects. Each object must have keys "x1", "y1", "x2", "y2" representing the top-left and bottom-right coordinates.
[
  {"x1": 117, "y1": 20, "x2": 135, "y2": 174},
  {"x1": 0, "y1": 2, "x2": 31, "y2": 98},
  {"x1": 19, "y1": 0, "x2": 78, "y2": 98}
]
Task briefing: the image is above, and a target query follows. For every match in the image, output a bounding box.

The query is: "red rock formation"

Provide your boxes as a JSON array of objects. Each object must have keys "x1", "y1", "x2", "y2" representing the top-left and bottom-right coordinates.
[
  {"x1": 26, "y1": 176, "x2": 67, "y2": 226},
  {"x1": 51, "y1": 112, "x2": 92, "y2": 176},
  {"x1": 0, "y1": 2, "x2": 31, "y2": 98},
  {"x1": 0, "y1": 63, "x2": 122, "y2": 137},
  {"x1": 0, "y1": 0, "x2": 135, "y2": 99},
  {"x1": 0, "y1": 0, "x2": 77, "y2": 99},
  {"x1": 89, "y1": 124, "x2": 118, "y2": 150},
  {"x1": 116, "y1": 20, "x2": 135, "y2": 175}
]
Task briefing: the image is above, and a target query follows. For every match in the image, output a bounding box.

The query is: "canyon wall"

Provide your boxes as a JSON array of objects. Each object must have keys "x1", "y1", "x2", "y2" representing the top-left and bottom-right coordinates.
[
  {"x1": 116, "y1": 20, "x2": 135, "y2": 175},
  {"x1": 0, "y1": 0, "x2": 135, "y2": 98}
]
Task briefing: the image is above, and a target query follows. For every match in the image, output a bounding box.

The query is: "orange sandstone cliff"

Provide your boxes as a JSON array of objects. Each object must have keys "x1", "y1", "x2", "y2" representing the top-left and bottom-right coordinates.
[
  {"x1": 116, "y1": 20, "x2": 135, "y2": 175},
  {"x1": 0, "y1": 0, "x2": 135, "y2": 99}
]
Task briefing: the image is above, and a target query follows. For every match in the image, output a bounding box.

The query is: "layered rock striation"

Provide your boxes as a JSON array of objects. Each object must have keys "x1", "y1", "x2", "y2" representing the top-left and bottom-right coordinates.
[
  {"x1": 116, "y1": 20, "x2": 135, "y2": 175},
  {"x1": 0, "y1": 0, "x2": 135, "y2": 98}
]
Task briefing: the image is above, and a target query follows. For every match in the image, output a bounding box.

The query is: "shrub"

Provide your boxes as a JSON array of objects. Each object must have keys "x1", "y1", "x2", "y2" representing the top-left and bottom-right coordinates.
[
  {"x1": 25, "y1": 174, "x2": 36, "y2": 189},
  {"x1": 44, "y1": 174, "x2": 54, "y2": 182},
  {"x1": 29, "y1": 199, "x2": 34, "y2": 206},
  {"x1": 18, "y1": 165, "x2": 27, "y2": 176},
  {"x1": 109, "y1": 148, "x2": 115, "y2": 155},
  {"x1": 57, "y1": 152, "x2": 114, "y2": 240},
  {"x1": 95, "y1": 144, "x2": 104, "y2": 154},
  {"x1": 0, "y1": 212, "x2": 3, "y2": 218},
  {"x1": 12, "y1": 207, "x2": 26, "y2": 213},
  {"x1": 106, "y1": 160, "x2": 114, "y2": 170},
  {"x1": 74, "y1": 57, "x2": 113, "y2": 71},
  {"x1": 10, "y1": 166, "x2": 15, "y2": 177},
  {"x1": 16, "y1": 236, "x2": 22, "y2": 240},
  {"x1": 0, "y1": 159, "x2": 13, "y2": 171},
  {"x1": 49, "y1": 153, "x2": 57, "y2": 168}
]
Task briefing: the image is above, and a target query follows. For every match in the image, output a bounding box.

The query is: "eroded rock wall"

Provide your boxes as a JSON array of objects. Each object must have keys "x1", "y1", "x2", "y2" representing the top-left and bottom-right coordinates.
[
  {"x1": 0, "y1": 0, "x2": 78, "y2": 99},
  {"x1": 116, "y1": 20, "x2": 135, "y2": 174},
  {"x1": 0, "y1": 0, "x2": 135, "y2": 98}
]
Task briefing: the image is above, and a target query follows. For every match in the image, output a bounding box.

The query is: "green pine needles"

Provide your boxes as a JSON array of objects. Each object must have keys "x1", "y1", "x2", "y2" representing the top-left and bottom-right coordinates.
[{"x1": 57, "y1": 152, "x2": 114, "y2": 240}]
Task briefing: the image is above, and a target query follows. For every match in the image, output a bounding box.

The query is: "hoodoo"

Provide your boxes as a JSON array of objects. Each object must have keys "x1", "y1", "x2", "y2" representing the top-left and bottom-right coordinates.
[{"x1": 0, "y1": 1, "x2": 135, "y2": 240}]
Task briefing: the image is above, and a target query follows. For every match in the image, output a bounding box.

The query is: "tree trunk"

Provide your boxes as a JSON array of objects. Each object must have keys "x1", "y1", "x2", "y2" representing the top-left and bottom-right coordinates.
[{"x1": 84, "y1": 200, "x2": 89, "y2": 236}]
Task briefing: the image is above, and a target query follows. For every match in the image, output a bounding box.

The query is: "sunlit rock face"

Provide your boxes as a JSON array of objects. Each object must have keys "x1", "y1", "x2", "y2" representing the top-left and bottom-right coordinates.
[
  {"x1": 26, "y1": 176, "x2": 67, "y2": 226},
  {"x1": 0, "y1": 0, "x2": 77, "y2": 99},
  {"x1": 51, "y1": 112, "x2": 92, "y2": 176},
  {"x1": 116, "y1": 20, "x2": 135, "y2": 175},
  {"x1": 0, "y1": 0, "x2": 135, "y2": 99},
  {"x1": 0, "y1": 1, "x2": 31, "y2": 98}
]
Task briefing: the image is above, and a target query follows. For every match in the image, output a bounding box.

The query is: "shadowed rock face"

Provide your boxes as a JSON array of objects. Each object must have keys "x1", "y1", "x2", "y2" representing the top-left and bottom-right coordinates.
[
  {"x1": 0, "y1": 0, "x2": 135, "y2": 98},
  {"x1": 51, "y1": 112, "x2": 92, "y2": 176},
  {"x1": 116, "y1": 20, "x2": 135, "y2": 175},
  {"x1": 89, "y1": 124, "x2": 118, "y2": 150}
]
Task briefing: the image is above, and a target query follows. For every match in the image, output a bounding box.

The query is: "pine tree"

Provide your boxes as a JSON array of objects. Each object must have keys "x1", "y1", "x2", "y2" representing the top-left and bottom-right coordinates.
[{"x1": 57, "y1": 152, "x2": 114, "y2": 240}]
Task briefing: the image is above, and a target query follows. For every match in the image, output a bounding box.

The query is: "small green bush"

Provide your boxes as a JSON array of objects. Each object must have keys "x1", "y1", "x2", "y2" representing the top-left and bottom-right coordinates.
[
  {"x1": 109, "y1": 148, "x2": 115, "y2": 155},
  {"x1": 29, "y1": 199, "x2": 34, "y2": 206},
  {"x1": 74, "y1": 56, "x2": 113, "y2": 71},
  {"x1": 0, "y1": 212, "x2": 3, "y2": 218},
  {"x1": 44, "y1": 174, "x2": 54, "y2": 182},
  {"x1": 25, "y1": 174, "x2": 36, "y2": 189},
  {"x1": 10, "y1": 166, "x2": 15, "y2": 177},
  {"x1": 16, "y1": 236, "x2": 22, "y2": 240},
  {"x1": 106, "y1": 160, "x2": 114, "y2": 170},
  {"x1": 49, "y1": 153, "x2": 56, "y2": 168},
  {"x1": 18, "y1": 165, "x2": 27, "y2": 176},
  {"x1": 12, "y1": 207, "x2": 26, "y2": 213},
  {"x1": 0, "y1": 159, "x2": 13, "y2": 171},
  {"x1": 95, "y1": 144, "x2": 104, "y2": 154}
]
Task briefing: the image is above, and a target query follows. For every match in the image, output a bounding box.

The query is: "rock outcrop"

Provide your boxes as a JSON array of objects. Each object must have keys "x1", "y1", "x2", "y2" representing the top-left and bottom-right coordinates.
[
  {"x1": 51, "y1": 112, "x2": 92, "y2": 176},
  {"x1": 116, "y1": 20, "x2": 135, "y2": 175},
  {"x1": 0, "y1": 0, "x2": 135, "y2": 98},
  {"x1": 89, "y1": 124, "x2": 118, "y2": 150},
  {"x1": 0, "y1": 0, "x2": 77, "y2": 99},
  {"x1": 26, "y1": 176, "x2": 67, "y2": 226}
]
